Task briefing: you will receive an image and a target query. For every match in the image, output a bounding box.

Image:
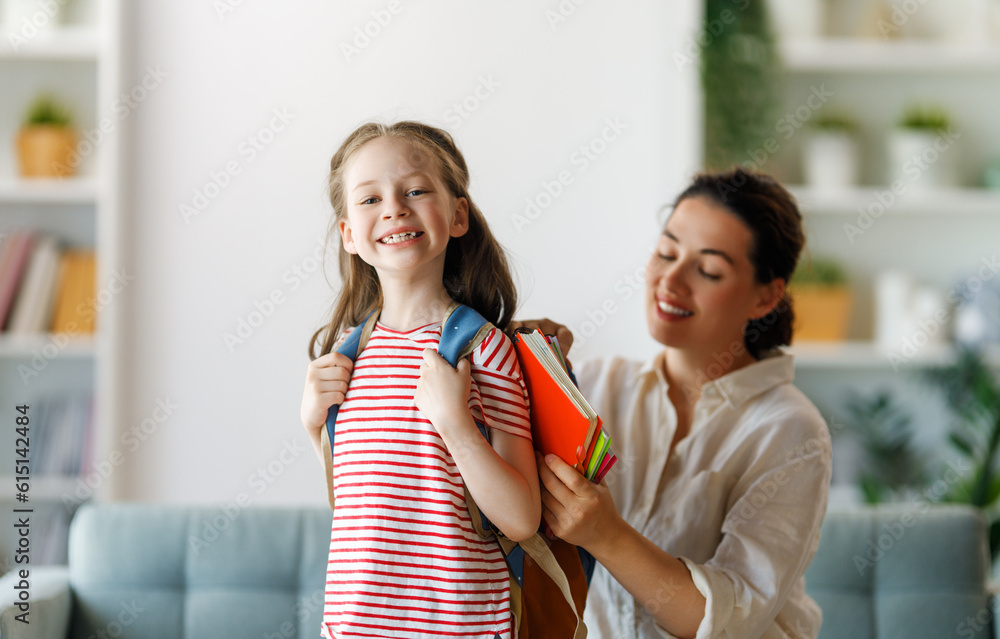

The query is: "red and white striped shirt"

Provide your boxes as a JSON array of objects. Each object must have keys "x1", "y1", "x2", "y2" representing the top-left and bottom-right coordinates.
[{"x1": 323, "y1": 321, "x2": 531, "y2": 639}]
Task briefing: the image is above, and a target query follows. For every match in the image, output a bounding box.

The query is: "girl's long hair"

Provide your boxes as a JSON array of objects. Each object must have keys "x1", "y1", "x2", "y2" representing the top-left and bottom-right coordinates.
[{"x1": 308, "y1": 121, "x2": 517, "y2": 359}]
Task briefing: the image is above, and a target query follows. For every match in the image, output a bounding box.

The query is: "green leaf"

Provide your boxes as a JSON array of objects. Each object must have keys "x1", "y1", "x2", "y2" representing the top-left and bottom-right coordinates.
[
  {"x1": 990, "y1": 520, "x2": 1000, "y2": 560},
  {"x1": 899, "y1": 104, "x2": 951, "y2": 132},
  {"x1": 23, "y1": 94, "x2": 73, "y2": 128},
  {"x1": 702, "y1": 0, "x2": 781, "y2": 170},
  {"x1": 860, "y1": 476, "x2": 884, "y2": 505},
  {"x1": 942, "y1": 476, "x2": 975, "y2": 504},
  {"x1": 987, "y1": 475, "x2": 1000, "y2": 507},
  {"x1": 949, "y1": 432, "x2": 976, "y2": 457},
  {"x1": 791, "y1": 258, "x2": 848, "y2": 287}
]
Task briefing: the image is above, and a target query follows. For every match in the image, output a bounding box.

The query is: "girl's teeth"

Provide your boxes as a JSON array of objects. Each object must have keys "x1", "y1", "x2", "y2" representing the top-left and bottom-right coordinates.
[
  {"x1": 658, "y1": 301, "x2": 693, "y2": 316},
  {"x1": 380, "y1": 232, "x2": 418, "y2": 245}
]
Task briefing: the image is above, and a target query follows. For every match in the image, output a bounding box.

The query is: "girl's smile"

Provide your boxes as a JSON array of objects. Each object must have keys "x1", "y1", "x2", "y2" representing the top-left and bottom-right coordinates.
[{"x1": 378, "y1": 228, "x2": 424, "y2": 245}]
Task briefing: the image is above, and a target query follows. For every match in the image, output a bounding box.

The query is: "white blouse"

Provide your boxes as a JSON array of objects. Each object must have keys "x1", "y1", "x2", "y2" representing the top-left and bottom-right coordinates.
[{"x1": 575, "y1": 350, "x2": 832, "y2": 639}]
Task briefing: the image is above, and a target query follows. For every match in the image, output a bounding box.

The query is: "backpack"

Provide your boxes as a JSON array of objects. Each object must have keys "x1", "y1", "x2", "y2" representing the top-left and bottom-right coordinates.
[{"x1": 320, "y1": 302, "x2": 592, "y2": 638}]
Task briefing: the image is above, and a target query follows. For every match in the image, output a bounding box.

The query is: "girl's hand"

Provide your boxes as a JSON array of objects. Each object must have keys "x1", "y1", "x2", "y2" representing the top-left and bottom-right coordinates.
[
  {"x1": 537, "y1": 452, "x2": 624, "y2": 553},
  {"x1": 300, "y1": 352, "x2": 354, "y2": 435},
  {"x1": 414, "y1": 349, "x2": 473, "y2": 437}
]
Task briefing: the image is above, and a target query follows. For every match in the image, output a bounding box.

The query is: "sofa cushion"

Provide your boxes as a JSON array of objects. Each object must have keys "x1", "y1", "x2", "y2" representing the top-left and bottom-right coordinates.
[
  {"x1": 68, "y1": 504, "x2": 331, "y2": 639},
  {"x1": 805, "y1": 504, "x2": 991, "y2": 639}
]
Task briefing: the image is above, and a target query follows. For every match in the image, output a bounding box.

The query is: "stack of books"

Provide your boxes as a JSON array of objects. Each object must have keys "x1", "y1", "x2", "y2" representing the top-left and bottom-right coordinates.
[
  {"x1": 29, "y1": 393, "x2": 95, "y2": 476},
  {"x1": 512, "y1": 328, "x2": 617, "y2": 483},
  {"x1": 0, "y1": 230, "x2": 96, "y2": 335}
]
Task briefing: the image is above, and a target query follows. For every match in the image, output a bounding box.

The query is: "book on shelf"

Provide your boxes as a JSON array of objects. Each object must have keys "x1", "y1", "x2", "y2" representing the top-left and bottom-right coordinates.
[
  {"x1": 0, "y1": 229, "x2": 95, "y2": 336},
  {"x1": 29, "y1": 392, "x2": 94, "y2": 476},
  {"x1": 0, "y1": 231, "x2": 35, "y2": 330},
  {"x1": 7, "y1": 235, "x2": 60, "y2": 334},
  {"x1": 512, "y1": 328, "x2": 616, "y2": 483},
  {"x1": 51, "y1": 249, "x2": 96, "y2": 334}
]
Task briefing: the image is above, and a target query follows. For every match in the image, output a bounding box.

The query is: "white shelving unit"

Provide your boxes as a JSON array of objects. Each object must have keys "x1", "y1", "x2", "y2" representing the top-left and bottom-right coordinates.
[
  {"x1": 776, "y1": 35, "x2": 1000, "y2": 366},
  {"x1": 0, "y1": 177, "x2": 100, "y2": 203},
  {"x1": 790, "y1": 185, "x2": 1000, "y2": 216},
  {"x1": 789, "y1": 340, "x2": 1000, "y2": 369},
  {"x1": 781, "y1": 39, "x2": 1000, "y2": 73},
  {"x1": 0, "y1": 0, "x2": 121, "y2": 571},
  {"x1": 0, "y1": 25, "x2": 100, "y2": 60},
  {"x1": 773, "y1": 35, "x2": 1000, "y2": 509}
]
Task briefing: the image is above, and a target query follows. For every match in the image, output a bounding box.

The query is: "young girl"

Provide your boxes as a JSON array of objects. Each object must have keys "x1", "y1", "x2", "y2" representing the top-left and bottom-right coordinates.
[{"x1": 300, "y1": 121, "x2": 540, "y2": 639}]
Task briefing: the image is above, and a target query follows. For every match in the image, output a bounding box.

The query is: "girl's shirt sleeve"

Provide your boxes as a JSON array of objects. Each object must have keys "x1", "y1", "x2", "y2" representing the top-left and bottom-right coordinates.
[{"x1": 467, "y1": 327, "x2": 533, "y2": 442}]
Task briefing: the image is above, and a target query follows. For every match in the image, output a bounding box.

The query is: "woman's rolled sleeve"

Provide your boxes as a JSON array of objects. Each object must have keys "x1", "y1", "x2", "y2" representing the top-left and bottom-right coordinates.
[{"x1": 671, "y1": 432, "x2": 831, "y2": 639}]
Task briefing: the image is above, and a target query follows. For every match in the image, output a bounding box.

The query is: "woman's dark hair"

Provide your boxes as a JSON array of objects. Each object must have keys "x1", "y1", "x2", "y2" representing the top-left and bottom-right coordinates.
[{"x1": 673, "y1": 167, "x2": 805, "y2": 359}]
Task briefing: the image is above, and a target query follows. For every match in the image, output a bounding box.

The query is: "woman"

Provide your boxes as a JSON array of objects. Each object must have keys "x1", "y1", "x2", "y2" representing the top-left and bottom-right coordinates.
[{"x1": 517, "y1": 168, "x2": 831, "y2": 639}]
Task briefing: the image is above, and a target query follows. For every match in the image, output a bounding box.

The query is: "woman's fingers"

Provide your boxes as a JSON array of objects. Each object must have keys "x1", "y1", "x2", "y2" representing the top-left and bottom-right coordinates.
[
  {"x1": 552, "y1": 324, "x2": 574, "y2": 357},
  {"x1": 509, "y1": 318, "x2": 574, "y2": 356},
  {"x1": 536, "y1": 452, "x2": 579, "y2": 505},
  {"x1": 542, "y1": 453, "x2": 591, "y2": 496},
  {"x1": 541, "y1": 489, "x2": 565, "y2": 518},
  {"x1": 540, "y1": 498, "x2": 565, "y2": 534}
]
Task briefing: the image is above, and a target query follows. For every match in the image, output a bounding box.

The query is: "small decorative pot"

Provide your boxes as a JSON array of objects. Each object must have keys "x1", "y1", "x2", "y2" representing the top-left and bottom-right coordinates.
[
  {"x1": 16, "y1": 126, "x2": 78, "y2": 178},
  {"x1": 803, "y1": 131, "x2": 859, "y2": 191},
  {"x1": 791, "y1": 285, "x2": 853, "y2": 342},
  {"x1": 886, "y1": 129, "x2": 956, "y2": 190}
]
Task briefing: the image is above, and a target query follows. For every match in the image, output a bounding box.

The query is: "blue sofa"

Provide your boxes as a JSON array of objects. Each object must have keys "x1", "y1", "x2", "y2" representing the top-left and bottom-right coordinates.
[
  {"x1": 1, "y1": 503, "x2": 996, "y2": 638},
  {"x1": 804, "y1": 504, "x2": 996, "y2": 639}
]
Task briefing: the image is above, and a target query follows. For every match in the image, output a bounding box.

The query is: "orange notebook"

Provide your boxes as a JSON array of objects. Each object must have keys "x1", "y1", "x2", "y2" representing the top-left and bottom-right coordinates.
[{"x1": 512, "y1": 328, "x2": 602, "y2": 470}]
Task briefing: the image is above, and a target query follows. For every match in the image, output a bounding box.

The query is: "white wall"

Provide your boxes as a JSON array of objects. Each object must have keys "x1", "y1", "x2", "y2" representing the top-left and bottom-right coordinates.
[{"x1": 117, "y1": 1, "x2": 701, "y2": 503}]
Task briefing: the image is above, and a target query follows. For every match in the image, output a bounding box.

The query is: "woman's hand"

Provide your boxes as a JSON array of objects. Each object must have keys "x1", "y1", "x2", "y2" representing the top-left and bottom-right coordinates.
[
  {"x1": 508, "y1": 318, "x2": 574, "y2": 359},
  {"x1": 301, "y1": 352, "x2": 353, "y2": 433},
  {"x1": 414, "y1": 349, "x2": 473, "y2": 438},
  {"x1": 537, "y1": 452, "x2": 624, "y2": 552}
]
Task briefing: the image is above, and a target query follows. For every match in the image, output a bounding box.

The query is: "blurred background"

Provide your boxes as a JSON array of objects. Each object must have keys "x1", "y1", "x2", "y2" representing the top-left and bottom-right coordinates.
[{"x1": 1, "y1": 0, "x2": 999, "y2": 572}]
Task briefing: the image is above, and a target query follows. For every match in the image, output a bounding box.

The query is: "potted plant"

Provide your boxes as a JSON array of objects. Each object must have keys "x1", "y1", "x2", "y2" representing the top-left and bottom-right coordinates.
[
  {"x1": 702, "y1": 0, "x2": 781, "y2": 170},
  {"x1": 921, "y1": 348, "x2": 1000, "y2": 561},
  {"x1": 887, "y1": 105, "x2": 956, "y2": 190},
  {"x1": 790, "y1": 257, "x2": 852, "y2": 342},
  {"x1": 802, "y1": 111, "x2": 859, "y2": 191},
  {"x1": 842, "y1": 389, "x2": 926, "y2": 504},
  {"x1": 16, "y1": 94, "x2": 77, "y2": 178}
]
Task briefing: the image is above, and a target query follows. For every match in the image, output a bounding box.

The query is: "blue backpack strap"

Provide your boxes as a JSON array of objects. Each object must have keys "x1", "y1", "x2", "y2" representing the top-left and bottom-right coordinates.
[
  {"x1": 438, "y1": 303, "x2": 494, "y2": 368},
  {"x1": 322, "y1": 310, "x2": 381, "y2": 512},
  {"x1": 437, "y1": 303, "x2": 494, "y2": 449},
  {"x1": 437, "y1": 305, "x2": 527, "y2": 578},
  {"x1": 324, "y1": 309, "x2": 379, "y2": 452},
  {"x1": 439, "y1": 305, "x2": 538, "y2": 591},
  {"x1": 438, "y1": 304, "x2": 496, "y2": 447},
  {"x1": 578, "y1": 547, "x2": 596, "y2": 585}
]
